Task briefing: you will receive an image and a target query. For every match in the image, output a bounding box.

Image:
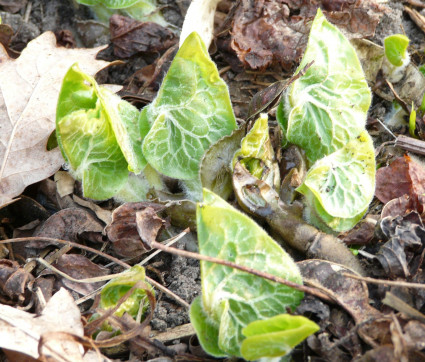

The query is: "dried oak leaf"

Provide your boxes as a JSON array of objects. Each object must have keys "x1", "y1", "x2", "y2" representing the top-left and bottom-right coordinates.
[
  {"x1": 0, "y1": 32, "x2": 112, "y2": 207},
  {"x1": 110, "y1": 14, "x2": 176, "y2": 58},
  {"x1": 230, "y1": 0, "x2": 386, "y2": 70},
  {"x1": 375, "y1": 155, "x2": 425, "y2": 212}
]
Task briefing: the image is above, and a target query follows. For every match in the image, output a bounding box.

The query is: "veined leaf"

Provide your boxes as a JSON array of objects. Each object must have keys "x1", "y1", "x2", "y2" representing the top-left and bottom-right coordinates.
[
  {"x1": 99, "y1": 265, "x2": 153, "y2": 318},
  {"x1": 191, "y1": 189, "x2": 304, "y2": 358},
  {"x1": 232, "y1": 114, "x2": 279, "y2": 189},
  {"x1": 56, "y1": 64, "x2": 144, "y2": 200},
  {"x1": 297, "y1": 131, "x2": 375, "y2": 231},
  {"x1": 278, "y1": 8, "x2": 371, "y2": 164},
  {"x1": 240, "y1": 314, "x2": 320, "y2": 360},
  {"x1": 0, "y1": 32, "x2": 111, "y2": 207},
  {"x1": 141, "y1": 32, "x2": 236, "y2": 180}
]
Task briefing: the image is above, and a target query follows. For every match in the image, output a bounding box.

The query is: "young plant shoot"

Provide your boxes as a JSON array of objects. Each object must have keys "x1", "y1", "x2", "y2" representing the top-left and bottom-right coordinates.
[
  {"x1": 191, "y1": 188, "x2": 318, "y2": 359},
  {"x1": 277, "y1": 9, "x2": 376, "y2": 232},
  {"x1": 383, "y1": 34, "x2": 410, "y2": 83},
  {"x1": 56, "y1": 32, "x2": 236, "y2": 200}
]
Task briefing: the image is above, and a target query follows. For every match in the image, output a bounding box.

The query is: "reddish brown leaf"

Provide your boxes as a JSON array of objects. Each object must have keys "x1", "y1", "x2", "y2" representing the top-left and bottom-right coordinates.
[
  {"x1": 375, "y1": 155, "x2": 425, "y2": 212},
  {"x1": 229, "y1": 0, "x2": 386, "y2": 70},
  {"x1": 136, "y1": 207, "x2": 165, "y2": 249},
  {"x1": 110, "y1": 14, "x2": 176, "y2": 58},
  {"x1": 106, "y1": 202, "x2": 164, "y2": 258}
]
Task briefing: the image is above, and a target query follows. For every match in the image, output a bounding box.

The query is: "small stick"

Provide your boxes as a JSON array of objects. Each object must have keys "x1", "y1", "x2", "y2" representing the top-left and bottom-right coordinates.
[
  {"x1": 342, "y1": 273, "x2": 425, "y2": 289},
  {"x1": 148, "y1": 241, "x2": 335, "y2": 303}
]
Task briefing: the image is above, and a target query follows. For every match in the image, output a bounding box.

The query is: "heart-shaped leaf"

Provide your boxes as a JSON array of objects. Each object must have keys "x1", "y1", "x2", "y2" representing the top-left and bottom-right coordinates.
[
  {"x1": 141, "y1": 32, "x2": 236, "y2": 180},
  {"x1": 278, "y1": 8, "x2": 371, "y2": 164},
  {"x1": 297, "y1": 131, "x2": 375, "y2": 231},
  {"x1": 56, "y1": 64, "x2": 143, "y2": 199},
  {"x1": 191, "y1": 188, "x2": 304, "y2": 358}
]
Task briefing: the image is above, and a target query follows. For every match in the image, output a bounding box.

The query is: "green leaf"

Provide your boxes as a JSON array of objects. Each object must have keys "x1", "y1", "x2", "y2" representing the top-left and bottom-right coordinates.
[
  {"x1": 56, "y1": 64, "x2": 128, "y2": 199},
  {"x1": 192, "y1": 189, "x2": 304, "y2": 358},
  {"x1": 99, "y1": 265, "x2": 153, "y2": 318},
  {"x1": 278, "y1": 8, "x2": 371, "y2": 164},
  {"x1": 233, "y1": 114, "x2": 279, "y2": 189},
  {"x1": 384, "y1": 34, "x2": 410, "y2": 67},
  {"x1": 56, "y1": 64, "x2": 146, "y2": 200},
  {"x1": 141, "y1": 32, "x2": 236, "y2": 180},
  {"x1": 297, "y1": 131, "x2": 375, "y2": 231},
  {"x1": 76, "y1": 0, "x2": 168, "y2": 26},
  {"x1": 409, "y1": 102, "x2": 417, "y2": 138},
  {"x1": 240, "y1": 314, "x2": 320, "y2": 360}
]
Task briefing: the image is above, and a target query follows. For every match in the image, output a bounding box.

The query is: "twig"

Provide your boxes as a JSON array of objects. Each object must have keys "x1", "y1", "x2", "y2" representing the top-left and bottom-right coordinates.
[
  {"x1": 1, "y1": 237, "x2": 190, "y2": 309},
  {"x1": 149, "y1": 241, "x2": 335, "y2": 303},
  {"x1": 395, "y1": 135, "x2": 425, "y2": 156},
  {"x1": 342, "y1": 273, "x2": 425, "y2": 289},
  {"x1": 383, "y1": 291, "x2": 425, "y2": 324},
  {"x1": 138, "y1": 230, "x2": 187, "y2": 266}
]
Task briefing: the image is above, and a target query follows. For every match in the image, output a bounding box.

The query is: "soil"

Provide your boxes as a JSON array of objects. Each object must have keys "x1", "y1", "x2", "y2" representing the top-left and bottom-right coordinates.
[{"x1": 3, "y1": 0, "x2": 425, "y2": 361}]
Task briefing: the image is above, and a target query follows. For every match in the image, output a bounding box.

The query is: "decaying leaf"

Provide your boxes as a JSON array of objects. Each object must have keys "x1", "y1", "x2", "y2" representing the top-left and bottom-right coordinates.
[
  {"x1": 375, "y1": 155, "x2": 425, "y2": 211},
  {"x1": 110, "y1": 14, "x2": 176, "y2": 58},
  {"x1": 42, "y1": 254, "x2": 110, "y2": 296},
  {"x1": 0, "y1": 32, "x2": 113, "y2": 207},
  {"x1": 376, "y1": 212, "x2": 425, "y2": 278},
  {"x1": 106, "y1": 202, "x2": 164, "y2": 257},
  {"x1": 298, "y1": 259, "x2": 390, "y2": 346},
  {"x1": 29, "y1": 208, "x2": 104, "y2": 248},
  {"x1": 229, "y1": 0, "x2": 386, "y2": 70},
  {"x1": 0, "y1": 259, "x2": 33, "y2": 303},
  {"x1": 0, "y1": 288, "x2": 94, "y2": 361}
]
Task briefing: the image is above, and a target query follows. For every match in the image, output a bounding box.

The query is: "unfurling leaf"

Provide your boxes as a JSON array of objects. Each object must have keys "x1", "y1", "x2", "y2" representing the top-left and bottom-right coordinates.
[
  {"x1": 233, "y1": 113, "x2": 280, "y2": 190},
  {"x1": 141, "y1": 32, "x2": 237, "y2": 180},
  {"x1": 56, "y1": 63, "x2": 145, "y2": 200},
  {"x1": 277, "y1": 9, "x2": 375, "y2": 231},
  {"x1": 384, "y1": 34, "x2": 410, "y2": 67},
  {"x1": 240, "y1": 314, "x2": 320, "y2": 360},
  {"x1": 297, "y1": 131, "x2": 376, "y2": 231},
  {"x1": 99, "y1": 265, "x2": 153, "y2": 318},
  {"x1": 190, "y1": 188, "x2": 304, "y2": 358},
  {"x1": 278, "y1": 9, "x2": 371, "y2": 164}
]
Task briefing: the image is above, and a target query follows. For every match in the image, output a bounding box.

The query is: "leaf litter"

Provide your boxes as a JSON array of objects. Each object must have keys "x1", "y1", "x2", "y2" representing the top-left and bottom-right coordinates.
[{"x1": 3, "y1": 0, "x2": 425, "y2": 360}]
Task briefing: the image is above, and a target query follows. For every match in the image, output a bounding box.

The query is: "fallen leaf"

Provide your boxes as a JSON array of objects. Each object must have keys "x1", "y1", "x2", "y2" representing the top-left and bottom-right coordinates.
[
  {"x1": 375, "y1": 155, "x2": 425, "y2": 211},
  {"x1": 0, "y1": 288, "x2": 86, "y2": 361},
  {"x1": 110, "y1": 14, "x2": 176, "y2": 58},
  {"x1": 44, "y1": 254, "x2": 110, "y2": 296},
  {"x1": 376, "y1": 212, "x2": 425, "y2": 278},
  {"x1": 229, "y1": 0, "x2": 386, "y2": 70},
  {"x1": 0, "y1": 32, "x2": 112, "y2": 207},
  {"x1": 136, "y1": 207, "x2": 165, "y2": 249},
  {"x1": 298, "y1": 259, "x2": 390, "y2": 346},
  {"x1": 29, "y1": 208, "x2": 104, "y2": 248},
  {"x1": 0, "y1": 259, "x2": 33, "y2": 303},
  {"x1": 106, "y1": 202, "x2": 164, "y2": 258}
]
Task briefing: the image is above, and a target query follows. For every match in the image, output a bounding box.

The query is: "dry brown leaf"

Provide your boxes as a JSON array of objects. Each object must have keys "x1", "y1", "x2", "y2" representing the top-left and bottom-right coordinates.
[
  {"x1": 229, "y1": 0, "x2": 386, "y2": 70},
  {"x1": 0, "y1": 288, "x2": 87, "y2": 361},
  {"x1": 0, "y1": 32, "x2": 112, "y2": 207}
]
